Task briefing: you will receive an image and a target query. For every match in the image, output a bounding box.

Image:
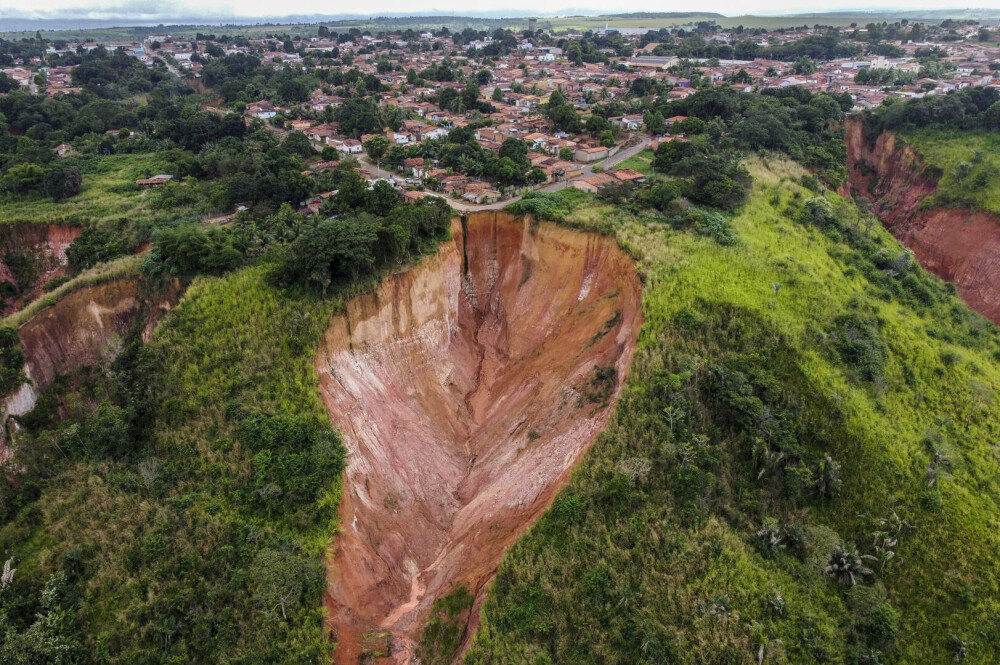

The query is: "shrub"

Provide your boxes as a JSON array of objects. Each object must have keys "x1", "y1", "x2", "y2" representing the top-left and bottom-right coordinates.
[
  {"x1": 247, "y1": 548, "x2": 319, "y2": 621},
  {"x1": 825, "y1": 543, "x2": 876, "y2": 586},
  {"x1": 66, "y1": 227, "x2": 129, "y2": 272},
  {"x1": 43, "y1": 275, "x2": 72, "y2": 292},
  {"x1": 145, "y1": 223, "x2": 243, "y2": 276},
  {"x1": 239, "y1": 411, "x2": 345, "y2": 514},
  {"x1": 829, "y1": 312, "x2": 888, "y2": 381},
  {"x1": 0, "y1": 326, "x2": 26, "y2": 398},
  {"x1": 43, "y1": 165, "x2": 83, "y2": 200},
  {"x1": 420, "y1": 586, "x2": 474, "y2": 664}
]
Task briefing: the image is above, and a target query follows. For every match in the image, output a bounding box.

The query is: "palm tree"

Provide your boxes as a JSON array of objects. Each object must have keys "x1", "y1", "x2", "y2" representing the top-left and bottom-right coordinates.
[
  {"x1": 825, "y1": 544, "x2": 876, "y2": 586},
  {"x1": 814, "y1": 454, "x2": 842, "y2": 499}
]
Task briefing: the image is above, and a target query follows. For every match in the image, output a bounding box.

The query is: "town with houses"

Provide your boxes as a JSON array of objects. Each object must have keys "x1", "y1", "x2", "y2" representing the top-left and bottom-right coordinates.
[{"x1": 3, "y1": 16, "x2": 1000, "y2": 206}]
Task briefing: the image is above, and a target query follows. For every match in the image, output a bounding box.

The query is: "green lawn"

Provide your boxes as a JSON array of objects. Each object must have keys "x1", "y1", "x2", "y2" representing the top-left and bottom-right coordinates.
[
  {"x1": 900, "y1": 129, "x2": 1000, "y2": 216},
  {"x1": 615, "y1": 148, "x2": 655, "y2": 176}
]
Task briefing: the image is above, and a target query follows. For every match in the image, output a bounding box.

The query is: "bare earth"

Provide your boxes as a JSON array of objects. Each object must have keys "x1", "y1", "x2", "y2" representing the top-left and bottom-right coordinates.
[{"x1": 316, "y1": 211, "x2": 642, "y2": 663}]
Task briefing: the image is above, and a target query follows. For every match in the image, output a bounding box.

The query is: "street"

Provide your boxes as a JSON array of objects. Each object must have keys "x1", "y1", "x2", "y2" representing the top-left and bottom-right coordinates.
[{"x1": 357, "y1": 136, "x2": 654, "y2": 212}]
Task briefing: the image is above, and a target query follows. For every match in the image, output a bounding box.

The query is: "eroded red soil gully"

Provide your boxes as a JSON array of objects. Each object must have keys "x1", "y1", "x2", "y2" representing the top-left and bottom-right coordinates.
[{"x1": 316, "y1": 211, "x2": 642, "y2": 663}]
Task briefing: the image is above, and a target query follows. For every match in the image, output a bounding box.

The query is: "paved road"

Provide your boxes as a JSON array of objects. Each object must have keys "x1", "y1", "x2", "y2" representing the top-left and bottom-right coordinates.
[{"x1": 358, "y1": 137, "x2": 653, "y2": 212}]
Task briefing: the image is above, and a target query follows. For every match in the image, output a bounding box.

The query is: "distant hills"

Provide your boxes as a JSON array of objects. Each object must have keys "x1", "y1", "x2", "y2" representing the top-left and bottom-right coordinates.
[{"x1": 1, "y1": 9, "x2": 999, "y2": 38}]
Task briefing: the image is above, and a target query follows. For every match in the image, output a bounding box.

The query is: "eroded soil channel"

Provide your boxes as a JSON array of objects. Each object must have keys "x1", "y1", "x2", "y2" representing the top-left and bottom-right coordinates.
[{"x1": 316, "y1": 211, "x2": 642, "y2": 663}]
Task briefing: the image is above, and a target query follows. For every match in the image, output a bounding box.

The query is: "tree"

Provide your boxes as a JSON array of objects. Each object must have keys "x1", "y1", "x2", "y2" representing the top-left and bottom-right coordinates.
[
  {"x1": 364, "y1": 135, "x2": 391, "y2": 161},
  {"x1": 43, "y1": 166, "x2": 83, "y2": 200},
  {"x1": 678, "y1": 117, "x2": 706, "y2": 135},
  {"x1": 648, "y1": 181, "x2": 681, "y2": 211},
  {"x1": 793, "y1": 55, "x2": 817, "y2": 75},
  {"x1": 1, "y1": 163, "x2": 46, "y2": 195},
  {"x1": 277, "y1": 216, "x2": 379, "y2": 293},
  {"x1": 248, "y1": 549, "x2": 312, "y2": 620},
  {"x1": 461, "y1": 82, "x2": 480, "y2": 109},
  {"x1": 825, "y1": 544, "x2": 876, "y2": 586},
  {"x1": 643, "y1": 110, "x2": 666, "y2": 135},
  {"x1": 586, "y1": 114, "x2": 611, "y2": 135},
  {"x1": 0, "y1": 326, "x2": 26, "y2": 398},
  {"x1": 559, "y1": 147, "x2": 575, "y2": 161},
  {"x1": 282, "y1": 130, "x2": 314, "y2": 158},
  {"x1": 599, "y1": 130, "x2": 615, "y2": 148},
  {"x1": 0, "y1": 571, "x2": 84, "y2": 663},
  {"x1": 147, "y1": 224, "x2": 243, "y2": 276},
  {"x1": 66, "y1": 227, "x2": 127, "y2": 272},
  {"x1": 492, "y1": 86, "x2": 503, "y2": 102},
  {"x1": 324, "y1": 166, "x2": 373, "y2": 215},
  {"x1": 527, "y1": 167, "x2": 547, "y2": 185},
  {"x1": 368, "y1": 179, "x2": 399, "y2": 216},
  {"x1": 437, "y1": 86, "x2": 459, "y2": 111},
  {"x1": 0, "y1": 72, "x2": 17, "y2": 94},
  {"x1": 337, "y1": 97, "x2": 383, "y2": 137},
  {"x1": 498, "y1": 137, "x2": 528, "y2": 165},
  {"x1": 547, "y1": 87, "x2": 566, "y2": 110},
  {"x1": 549, "y1": 104, "x2": 581, "y2": 133}
]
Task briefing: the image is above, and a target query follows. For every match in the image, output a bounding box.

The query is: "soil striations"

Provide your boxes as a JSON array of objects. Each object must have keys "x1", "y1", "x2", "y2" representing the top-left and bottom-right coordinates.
[
  {"x1": 1, "y1": 277, "x2": 182, "y2": 447},
  {"x1": 0, "y1": 224, "x2": 83, "y2": 314},
  {"x1": 843, "y1": 116, "x2": 1000, "y2": 324},
  {"x1": 316, "y1": 211, "x2": 642, "y2": 663}
]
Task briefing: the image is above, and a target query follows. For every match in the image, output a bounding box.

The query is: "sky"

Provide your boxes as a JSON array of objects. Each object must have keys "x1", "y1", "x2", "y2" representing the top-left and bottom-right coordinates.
[{"x1": 0, "y1": 0, "x2": 991, "y2": 22}]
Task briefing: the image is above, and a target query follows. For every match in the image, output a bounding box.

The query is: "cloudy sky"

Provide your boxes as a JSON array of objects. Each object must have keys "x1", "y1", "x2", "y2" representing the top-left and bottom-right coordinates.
[{"x1": 0, "y1": 0, "x2": 986, "y2": 21}]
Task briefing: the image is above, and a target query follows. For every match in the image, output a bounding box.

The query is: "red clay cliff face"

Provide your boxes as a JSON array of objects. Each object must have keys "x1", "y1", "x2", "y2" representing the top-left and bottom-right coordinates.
[
  {"x1": 843, "y1": 116, "x2": 1000, "y2": 323},
  {"x1": 1, "y1": 277, "x2": 182, "y2": 445},
  {"x1": 316, "y1": 211, "x2": 642, "y2": 663},
  {"x1": 0, "y1": 224, "x2": 83, "y2": 314}
]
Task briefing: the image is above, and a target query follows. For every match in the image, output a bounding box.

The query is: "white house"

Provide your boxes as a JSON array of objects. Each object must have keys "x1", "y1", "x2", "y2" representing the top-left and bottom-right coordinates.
[{"x1": 334, "y1": 139, "x2": 363, "y2": 154}]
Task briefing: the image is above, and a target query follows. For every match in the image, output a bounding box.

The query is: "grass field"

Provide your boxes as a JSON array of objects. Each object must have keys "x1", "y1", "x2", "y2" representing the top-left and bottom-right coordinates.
[
  {"x1": 899, "y1": 129, "x2": 1000, "y2": 217},
  {"x1": 616, "y1": 148, "x2": 655, "y2": 175},
  {"x1": 0, "y1": 152, "x2": 196, "y2": 228},
  {"x1": 468, "y1": 156, "x2": 1000, "y2": 664}
]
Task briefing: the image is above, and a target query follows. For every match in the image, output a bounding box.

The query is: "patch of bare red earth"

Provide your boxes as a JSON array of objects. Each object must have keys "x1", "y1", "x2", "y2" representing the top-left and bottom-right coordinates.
[
  {"x1": 843, "y1": 116, "x2": 1000, "y2": 324},
  {"x1": 0, "y1": 224, "x2": 83, "y2": 314},
  {"x1": 315, "y1": 211, "x2": 642, "y2": 663}
]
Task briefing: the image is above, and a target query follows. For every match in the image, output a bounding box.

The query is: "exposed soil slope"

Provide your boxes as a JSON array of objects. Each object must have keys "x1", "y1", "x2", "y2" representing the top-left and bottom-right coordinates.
[
  {"x1": 1, "y1": 277, "x2": 181, "y2": 444},
  {"x1": 316, "y1": 211, "x2": 642, "y2": 663},
  {"x1": 843, "y1": 116, "x2": 1000, "y2": 323},
  {"x1": 0, "y1": 224, "x2": 83, "y2": 313}
]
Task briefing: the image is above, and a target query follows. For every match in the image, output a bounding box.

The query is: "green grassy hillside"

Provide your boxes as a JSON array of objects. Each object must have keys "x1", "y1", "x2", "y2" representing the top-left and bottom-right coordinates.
[
  {"x1": 899, "y1": 130, "x2": 1000, "y2": 216},
  {"x1": 0, "y1": 263, "x2": 347, "y2": 662},
  {"x1": 0, "y1": 152, "x2": 198, "y2": 227},
  {"x1": 2, "y1": 155, "x2": 1000, "y2": 664},
  {"x1": 469, "y1": 158, "x2": 1000, "y2": 664}
]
